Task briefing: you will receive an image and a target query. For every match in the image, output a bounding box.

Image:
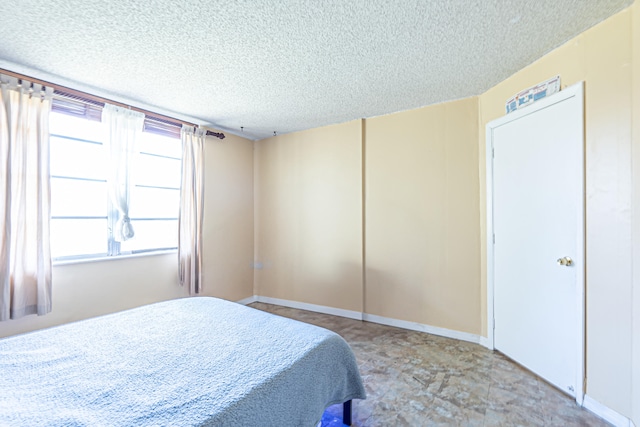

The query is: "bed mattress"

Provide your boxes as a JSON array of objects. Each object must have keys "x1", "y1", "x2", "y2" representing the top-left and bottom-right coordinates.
[{"x1": 0, "y1": 297, "x2": 365, "y2": 426}]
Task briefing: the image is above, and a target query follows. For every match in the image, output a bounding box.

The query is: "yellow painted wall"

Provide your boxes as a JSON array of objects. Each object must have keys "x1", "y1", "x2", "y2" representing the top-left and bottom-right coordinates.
[
  {"x1": 631, "y1": 1, "x2": 640, "y2": 425},
  {"x1": 202, "y1": 133, "x2": 255, "y2": 301},
  {"x1": 365, "y1": 98, "x2": 481, "y2": 334},
  {"x1": 479, "y1": 6, "x2": 635, "y2": 416},
  {"x1": 0, "y1": 132, "x2": 255, "y2": 338},
  {"x1": 0, "y1": 254, "x2": 184, "y2": 338},
  {"x1": 253, "y1": 121, "x2": 363, "y2": 312}
]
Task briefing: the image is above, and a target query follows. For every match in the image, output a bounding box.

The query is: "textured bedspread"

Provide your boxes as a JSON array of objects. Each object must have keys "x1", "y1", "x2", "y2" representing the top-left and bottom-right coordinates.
[{"x1": 0, "y1": 297, "x2": 366, "y2": 426}]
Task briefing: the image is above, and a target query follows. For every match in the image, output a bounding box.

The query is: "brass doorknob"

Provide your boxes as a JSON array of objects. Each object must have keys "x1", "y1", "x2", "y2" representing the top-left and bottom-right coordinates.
[{"x1": 557, "y1": 256, "x2": 573, "y2": 266}]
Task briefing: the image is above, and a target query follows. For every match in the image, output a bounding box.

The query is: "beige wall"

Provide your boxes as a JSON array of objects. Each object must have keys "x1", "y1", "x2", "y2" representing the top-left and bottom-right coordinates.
[
  {"x1": 254, "y1": 121, "x2": 363, "y2": 311},
  {"x1": 365, "y1": 98, "x2": 481, "y2": 334},
  {"x1": 631, "y1": 1, "x2": 640, "y2": 425},
  {"x1": 202, "y1": 133, "x2": 255, "y2": 301},
  {"x1": 0, "y1": 254, "x2": 185, "y2": 338},
  {"x1": 479, "y1": 6, "x2": 635, "y2": 417},
  {"x1": 0, "y1": 132, "x2": 255, "y2": 339},
  {"x1": 254, "y1": 100, "x2": 481, "y2": 335}
]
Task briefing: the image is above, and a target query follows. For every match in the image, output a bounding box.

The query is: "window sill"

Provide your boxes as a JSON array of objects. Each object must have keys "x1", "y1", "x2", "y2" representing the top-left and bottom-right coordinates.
[{"x1": 53, "y1": 249, "x2": 177, "y2": 266}]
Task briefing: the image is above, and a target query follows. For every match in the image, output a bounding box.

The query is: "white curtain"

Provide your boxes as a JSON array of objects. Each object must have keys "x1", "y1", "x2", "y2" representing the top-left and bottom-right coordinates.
[
  {"x1": 0, "y1": 75, "x2": 53, "y2": 321},
  {"x1": 179, "y1": 125, "x2": 205, "y2": 295},
  {"x1": 102, "y1": 104, "x2": 144, "y2": 242}
]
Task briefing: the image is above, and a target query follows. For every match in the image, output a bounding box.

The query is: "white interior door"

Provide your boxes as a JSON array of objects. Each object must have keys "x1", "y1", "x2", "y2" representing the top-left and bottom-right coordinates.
[{"x1": 488, "y1": 83, "x2": 584, "y2": 400}]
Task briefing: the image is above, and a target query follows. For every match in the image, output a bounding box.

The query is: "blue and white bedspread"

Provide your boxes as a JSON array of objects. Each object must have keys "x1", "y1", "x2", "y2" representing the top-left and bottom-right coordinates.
[{"x1": 0, "y1": 297, "x2": 366, "y2": 426}]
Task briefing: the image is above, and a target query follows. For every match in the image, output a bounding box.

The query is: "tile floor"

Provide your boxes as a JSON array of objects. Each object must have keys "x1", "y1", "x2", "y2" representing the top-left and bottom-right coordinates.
[{"x1": 249, "y1": 302, "x2": 609, "y2": 427}]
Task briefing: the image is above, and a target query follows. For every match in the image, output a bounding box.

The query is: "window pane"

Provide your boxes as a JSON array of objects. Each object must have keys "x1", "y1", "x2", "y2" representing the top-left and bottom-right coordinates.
[
  {"x1": 138, "y1": 132, "x2": 181, "y2": 159},
  {"x1": 130, "y1": 187, "x2": 179, "y2": 218},
  {"x1": 49, "y1": 108, "x2": 182, "y2": 260},
  {"x1": 50, "y1": 218, "x2": 108, "y2": 258},
  {"x1": 133, "y1": 154, "x2": 181, "y2": 189},
  {"x1": 51, "y1": 178, "x2": 107, "y2": 217},
  {"x1": 50, "y1": 136, "x2": 107, "y2": 180},
  {"x1": 50, "y1": 111, "x2": 106, "y2": 143},
  {"x1": 120, "y1": 220, "x2": 178, "y2": 252}
]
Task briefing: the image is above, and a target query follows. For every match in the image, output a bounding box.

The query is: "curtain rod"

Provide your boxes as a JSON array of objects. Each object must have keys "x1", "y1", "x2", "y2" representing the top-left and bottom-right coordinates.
[{"x1": 0, "y1": 68, "x2": 225, "y2": 140}]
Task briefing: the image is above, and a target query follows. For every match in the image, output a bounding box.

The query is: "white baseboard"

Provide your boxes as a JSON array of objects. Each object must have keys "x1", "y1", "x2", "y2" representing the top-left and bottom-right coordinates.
[
  {"x1": 235, "y1": 295, "x2": 258, "y2": 305},
  {"x1": 479, "y1": 335, "x2": 493, "y2": 350},
  {"x1": 249, "y1": 296, "x2": 486, "y2": 347},
  {"x1": 362, "y1": 313, "x2": 483, "y2": 345},
  {"x1": 583, "y1": 395, "x2": 634, "y2": 427},
  {"x1": 255, "y1": 296, "x2": 363, "y2": 320}
]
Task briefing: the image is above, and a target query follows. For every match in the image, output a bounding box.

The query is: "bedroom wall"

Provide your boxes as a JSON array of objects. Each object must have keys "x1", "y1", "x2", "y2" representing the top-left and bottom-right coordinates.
[
  {"x1": 364, "y1": 98, "x2": 481, "y2": 334},
  {"x1": 479, "y1": 5, "x2": 635, "y2": 418},
  {"x1": 202, "y1": 133, "x2": 255, "y2": 301},
  {"x1": 253, "y1": 121, "x2": 363, "y2": 312},
  {"x1": 631, "y1": 1, "x2": 640, "y2": 425},
  {"x1": 0, "y1": 132, "x2": 255, "y2": 339}
]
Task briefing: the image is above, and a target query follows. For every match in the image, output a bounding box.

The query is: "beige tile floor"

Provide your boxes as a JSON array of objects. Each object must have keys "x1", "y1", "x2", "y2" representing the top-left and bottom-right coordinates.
[{"x1": 250, "y1": 302, "x2": 610, "y2": 427}]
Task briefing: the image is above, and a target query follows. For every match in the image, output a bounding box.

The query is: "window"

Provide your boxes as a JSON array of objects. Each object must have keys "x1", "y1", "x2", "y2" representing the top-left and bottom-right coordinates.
[
  {"x1": 49, "y1": 106, "x2": 182, "y2": 261},
  {"x1": 50, "y1": 112, "x2": 109, "y2": 258},
  {"x1": 121, "y1": 131, "x2": 181, "y2": 254}
]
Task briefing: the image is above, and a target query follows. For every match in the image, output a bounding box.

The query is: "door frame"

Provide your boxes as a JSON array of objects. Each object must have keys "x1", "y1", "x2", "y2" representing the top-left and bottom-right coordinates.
[{"x1": 485, "y1": 81, "x2": 585, "y2": 405}]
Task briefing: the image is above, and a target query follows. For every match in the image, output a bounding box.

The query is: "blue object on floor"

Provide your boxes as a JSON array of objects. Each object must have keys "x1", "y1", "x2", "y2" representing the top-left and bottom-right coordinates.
[{"x1": 321, "y1": 404, "x2": 347, "y2": 426}]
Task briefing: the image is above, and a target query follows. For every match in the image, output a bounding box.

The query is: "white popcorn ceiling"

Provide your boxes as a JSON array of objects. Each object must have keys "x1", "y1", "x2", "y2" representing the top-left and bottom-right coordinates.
[{"x1": 0, "y1": 0, "x2": 632, "y2": 140}]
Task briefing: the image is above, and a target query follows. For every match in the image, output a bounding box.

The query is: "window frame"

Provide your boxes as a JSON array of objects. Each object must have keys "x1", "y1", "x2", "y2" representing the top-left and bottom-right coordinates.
[{"x1": 49, "y1": 98, "x2": 183, "y2": 262}]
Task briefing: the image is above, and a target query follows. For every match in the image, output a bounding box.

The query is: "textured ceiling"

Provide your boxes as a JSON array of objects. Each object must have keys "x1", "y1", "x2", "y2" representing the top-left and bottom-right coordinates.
[{"x1": 0, "y1": 0, "x2": 632, "y2": 140}]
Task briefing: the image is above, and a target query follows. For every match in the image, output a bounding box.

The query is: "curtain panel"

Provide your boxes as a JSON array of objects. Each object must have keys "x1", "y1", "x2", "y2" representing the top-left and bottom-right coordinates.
[
  {"x1": 0, "y1": 75, "x2": 53, "y2": 321},
  {"x1": 102, "y1": 104, "x2": 144, "y2": 243},
  {"x1": 179, "y1": 126, "x2": 205, "y2": 295}
]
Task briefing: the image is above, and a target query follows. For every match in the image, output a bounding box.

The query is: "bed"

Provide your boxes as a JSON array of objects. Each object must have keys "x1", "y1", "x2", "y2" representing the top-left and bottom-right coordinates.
[{"x1": 0, "y1": 297, "x2": 366, "y2": 426}]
